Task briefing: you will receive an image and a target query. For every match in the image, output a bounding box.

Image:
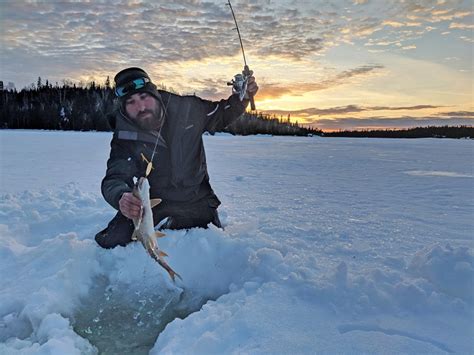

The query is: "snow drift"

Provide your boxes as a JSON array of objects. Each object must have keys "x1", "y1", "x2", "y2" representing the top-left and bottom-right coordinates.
[{"x1": 0, "y1": 130, "x2": 472, "y2": 354}]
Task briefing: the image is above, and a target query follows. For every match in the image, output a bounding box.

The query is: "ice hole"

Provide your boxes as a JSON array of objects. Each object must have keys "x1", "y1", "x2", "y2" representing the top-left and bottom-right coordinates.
[{"x1": 72, "y1": 276, "x2": 221, "y2": 354}]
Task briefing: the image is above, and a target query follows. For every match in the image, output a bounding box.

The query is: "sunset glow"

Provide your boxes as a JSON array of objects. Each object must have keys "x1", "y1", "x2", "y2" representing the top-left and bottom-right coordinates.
[{"x1": 0, "y1": 0, "x2": 472, "y2": 130}]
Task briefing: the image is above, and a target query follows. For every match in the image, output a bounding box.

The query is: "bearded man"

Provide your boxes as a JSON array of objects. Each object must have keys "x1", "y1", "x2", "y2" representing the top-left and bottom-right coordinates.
[{"x1": 95, "y1": 67, "x2": 258, "y2": 248}]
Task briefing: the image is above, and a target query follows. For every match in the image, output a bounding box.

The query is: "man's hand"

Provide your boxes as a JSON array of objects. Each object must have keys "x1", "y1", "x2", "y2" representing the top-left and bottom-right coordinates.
[
  {"x1": 245, "y1": 76, "x2": 258, "y2": 98},
  {"x1": 119, "y1": 192, "x2": 142, "y2": 219}
]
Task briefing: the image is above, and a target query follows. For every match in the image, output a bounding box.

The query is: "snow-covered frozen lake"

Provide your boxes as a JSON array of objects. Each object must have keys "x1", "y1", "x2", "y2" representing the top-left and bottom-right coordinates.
[{"x1": 0, "y1": 130, "x2": 473, "y2": 354}]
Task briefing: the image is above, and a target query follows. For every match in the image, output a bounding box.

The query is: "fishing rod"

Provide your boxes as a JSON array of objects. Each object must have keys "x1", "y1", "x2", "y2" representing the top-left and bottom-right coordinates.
[{"x1": 226, "y1": 0, "x2": 256, "y2": 110}]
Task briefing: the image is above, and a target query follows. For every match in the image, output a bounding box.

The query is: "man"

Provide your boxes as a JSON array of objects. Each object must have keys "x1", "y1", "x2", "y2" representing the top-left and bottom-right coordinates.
[{"x1": 95, "y1": 67, "x2": 258, "y2": 248}]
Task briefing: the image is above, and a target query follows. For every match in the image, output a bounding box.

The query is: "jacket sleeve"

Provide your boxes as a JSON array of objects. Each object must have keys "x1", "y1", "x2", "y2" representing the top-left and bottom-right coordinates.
[
  {"x1": 101, "y1": 135, "x2": 137, "y2": 210},
  {"x1": 203, "y1": 94, "x2": 247, "y2": 134}
]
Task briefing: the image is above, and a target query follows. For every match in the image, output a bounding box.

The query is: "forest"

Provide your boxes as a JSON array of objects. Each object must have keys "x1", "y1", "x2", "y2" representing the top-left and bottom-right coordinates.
[
  {"x1": 0, "y1": 79, "x2": 319, "y2": 136},
  {"x1": 0, "y1": 79, "x2": 471, "y2": 138}
]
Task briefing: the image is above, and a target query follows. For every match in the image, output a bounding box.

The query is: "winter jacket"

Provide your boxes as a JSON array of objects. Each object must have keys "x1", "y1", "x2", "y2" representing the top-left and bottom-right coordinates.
[{"x1": 101, "y1": 90, "x2": 246, "y2": 210}]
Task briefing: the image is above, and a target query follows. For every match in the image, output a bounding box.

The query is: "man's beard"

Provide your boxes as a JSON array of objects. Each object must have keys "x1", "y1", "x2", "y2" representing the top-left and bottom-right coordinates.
[{"x1": 134, "y1": 107, "x2": 164, "y2": 131}]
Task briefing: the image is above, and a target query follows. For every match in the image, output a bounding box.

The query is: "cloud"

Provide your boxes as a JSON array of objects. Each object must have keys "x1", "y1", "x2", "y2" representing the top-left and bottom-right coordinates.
[
  {"x1": 309, "y1": 116, "x2": 474, "y2": 131},
  {"x1": 382, "y1": 21, "x2": 407, "y2": 28},
  {"x1": 430, "y1": 9, "x2": 472, "y2": 22},
  {"x1": 264, "y1": 105, "x2": 366, "y2": 117},
  {"x1": 262, "y1": 104, "x2": 443, "y2": 117},
  {"x1": 257, "y1": 64, "x2": 384, "y2": 100},
  {"x1": 370, "y1": 105, "x2": 442, "y2": 111},
  {"x1": 1, "y1": 1, "x2": 238, "y2": 76},
  {"x1": 459, "y1": 35, "x2": 474, "y2": 43},
  {"x1": 0, "y1": 1, "x2": 438, "y2": 69},
  {"x1": 253, "y1": 83, "x2": 296, "y2": 101},
  {"x1": 180, "y1": 77, "x2": 230, "y2": 99},
  {"x1": 0, "y1": 0, "x2": 472, "y2": 90},
  {"x1": 437, "y1": 111, "x2": 474, "y2": 117},
  {"x1": 449, "y1": 22, "x2": 474, "y2": 29}
]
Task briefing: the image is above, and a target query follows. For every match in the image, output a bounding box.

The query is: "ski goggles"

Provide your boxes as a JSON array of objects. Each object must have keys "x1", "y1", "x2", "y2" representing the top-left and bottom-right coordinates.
[{"x1": 115, "y1": 77, "x2": 151, "y2": 97}]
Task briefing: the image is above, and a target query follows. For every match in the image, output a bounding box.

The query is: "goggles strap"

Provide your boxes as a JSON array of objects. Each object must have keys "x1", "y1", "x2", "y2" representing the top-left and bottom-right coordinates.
[{"x1": 115, "y1": 77, "x2": 150, "y2": 97}]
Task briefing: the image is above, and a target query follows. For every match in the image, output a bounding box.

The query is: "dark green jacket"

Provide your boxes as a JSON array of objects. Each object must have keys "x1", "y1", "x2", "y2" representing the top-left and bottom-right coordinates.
[{"x1": 101, "y1": 91, "x2": 246, "y2": 210}]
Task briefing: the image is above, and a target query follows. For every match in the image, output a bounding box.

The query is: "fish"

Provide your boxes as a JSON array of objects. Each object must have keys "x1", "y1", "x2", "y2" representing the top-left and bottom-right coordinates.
[{"x1": 132, "y1": 176, "x2": 182, "y2": 282}]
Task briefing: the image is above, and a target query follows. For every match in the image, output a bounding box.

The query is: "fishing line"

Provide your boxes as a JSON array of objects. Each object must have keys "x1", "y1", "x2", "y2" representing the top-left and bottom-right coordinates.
[
  {"x1": 226, "y1": 0, "x2": 256, "y2": 110},
  {"x1": 144, "y1": 93, "x2": 172, "y2": 177},
  {"x1": 227, "y1": 0, "x2": 247, "y2": 67}
]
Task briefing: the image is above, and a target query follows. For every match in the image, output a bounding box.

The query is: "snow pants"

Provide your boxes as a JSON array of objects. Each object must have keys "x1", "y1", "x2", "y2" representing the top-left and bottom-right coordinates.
[{"x1": 95, "y1": 195, "x2": 221, "y2": 249}]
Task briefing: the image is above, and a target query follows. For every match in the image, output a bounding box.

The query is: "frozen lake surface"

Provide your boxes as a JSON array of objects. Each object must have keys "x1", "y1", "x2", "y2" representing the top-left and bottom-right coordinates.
[{"x1": 0, "y1": 130, "x2": 473, "y2": 354}]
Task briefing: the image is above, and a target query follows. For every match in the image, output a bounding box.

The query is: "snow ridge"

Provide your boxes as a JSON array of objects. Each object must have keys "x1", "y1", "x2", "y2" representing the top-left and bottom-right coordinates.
[{"x1": 0, "y1": 132, "x2": 473, "y2": 353}]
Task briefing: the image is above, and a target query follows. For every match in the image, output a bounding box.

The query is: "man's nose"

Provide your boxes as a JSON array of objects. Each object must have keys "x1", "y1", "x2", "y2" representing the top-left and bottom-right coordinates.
[{"x1": 137, "y1": 100, "x2": 146, "y2": 112}]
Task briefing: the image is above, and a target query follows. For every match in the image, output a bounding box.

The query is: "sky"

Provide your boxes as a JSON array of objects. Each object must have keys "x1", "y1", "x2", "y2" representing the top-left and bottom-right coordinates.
[{"x1": 0, "y1": 0, "x2": 473, "y2": 131}]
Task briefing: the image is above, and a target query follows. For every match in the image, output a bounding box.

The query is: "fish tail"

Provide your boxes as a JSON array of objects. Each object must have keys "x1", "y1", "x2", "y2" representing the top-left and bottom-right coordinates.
[
  {"x1": 157, "y1": 258, "x2": 182, "y2": 282},
  {"x1": 148, "y1": 246, "x2": 182, "y2": 282},
  {"x1": 169, "y1": 269, "x2": 183, "y2": 282}
]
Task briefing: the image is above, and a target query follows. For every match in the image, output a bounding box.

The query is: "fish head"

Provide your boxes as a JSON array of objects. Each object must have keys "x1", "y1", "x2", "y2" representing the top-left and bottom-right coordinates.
[{"x1": 134, "y1": 176, "x2": 150, "y2": 199}]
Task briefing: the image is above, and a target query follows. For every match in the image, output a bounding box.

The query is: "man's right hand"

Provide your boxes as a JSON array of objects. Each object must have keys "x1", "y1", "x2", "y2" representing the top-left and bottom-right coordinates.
[{"x1": 119, "y1": 192, "x2": 142, "y2": 219}]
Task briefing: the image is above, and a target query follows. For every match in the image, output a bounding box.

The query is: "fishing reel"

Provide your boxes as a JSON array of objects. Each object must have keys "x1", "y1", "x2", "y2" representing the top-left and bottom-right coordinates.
[
  {"x1": 227, "y1": 73, "x2": 248, "y2": 101},
  {"x1": 227, "y1": 65, "x2": 256, "y2": 110}
]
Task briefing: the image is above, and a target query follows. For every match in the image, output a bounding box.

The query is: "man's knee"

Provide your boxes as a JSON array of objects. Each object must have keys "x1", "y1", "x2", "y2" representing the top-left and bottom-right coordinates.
[
  {"x1": 95, "y1": 212, "x2": 134, "y2": 249},
  {"x1": 161, "y1": 200, "x2": 221, "y2": 230}
]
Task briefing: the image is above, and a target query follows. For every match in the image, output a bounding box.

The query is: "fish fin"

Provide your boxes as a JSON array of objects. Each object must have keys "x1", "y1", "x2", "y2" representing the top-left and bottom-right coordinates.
[
  {"x1": 155, "y1": 231, "x2": 166, "y2": 238},
  {"x1": 133, "y1": 212, "x2": 142, "y2": 229},
  {"x1": 169, "y1": 270, "x2": 183, "y2": 282},
  {"x1": 150, "y1": 198, "x2": 162, "y2": 208},
  {"x1": 159, "y1": 250, "x2": 168, "y2": 258},
  {"x1": 132, "y1": 217, "x2": 141, "y2": 232}
]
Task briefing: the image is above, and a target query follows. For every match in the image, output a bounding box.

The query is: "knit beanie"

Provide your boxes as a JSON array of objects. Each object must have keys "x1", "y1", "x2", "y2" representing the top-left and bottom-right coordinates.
[{"x1": 114, "y1": 67, "x2": 162, "y2": 103}]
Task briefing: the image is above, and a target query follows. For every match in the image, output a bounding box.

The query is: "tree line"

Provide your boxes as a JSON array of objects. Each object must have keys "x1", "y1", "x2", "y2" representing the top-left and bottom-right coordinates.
[
  {"x1": 0, "y1": 79, "x2": 320, "y2": 136},
  {"x1": 1, "y1": 79, "x2": 471, "y2": 138},
  {"x1": 323, "y1": 126, "x2": 473, "y2": 139}
]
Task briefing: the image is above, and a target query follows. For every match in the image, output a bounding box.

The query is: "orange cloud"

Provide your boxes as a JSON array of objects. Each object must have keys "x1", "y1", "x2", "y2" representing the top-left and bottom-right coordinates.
[
  {"x1": 261, "y1": 105, "x2": 444, "y2": 119},
  {"x1": 257, "y1": 65, "x2": 384, "y2": 100}
]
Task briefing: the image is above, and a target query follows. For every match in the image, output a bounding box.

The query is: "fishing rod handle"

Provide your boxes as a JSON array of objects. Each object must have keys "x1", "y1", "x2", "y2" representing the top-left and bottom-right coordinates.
[
  {"x1": 249, "y1": 95, "x2": 256, "y2": 111},
  {"x1": 243, "y1": 65, "x2": 256, "y2": 111}
]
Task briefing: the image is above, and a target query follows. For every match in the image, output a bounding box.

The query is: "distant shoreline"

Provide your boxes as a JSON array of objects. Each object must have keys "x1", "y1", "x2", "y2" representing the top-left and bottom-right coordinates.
[
  {"x1": 1, "y1": 125, "x2": 473, "y2": 139},
  {"x1": 1, "y1": 87, "x2": 472, "y2": 138},
  {"x1": 321, "y1": 125, "x2": 473, "y2": 139}
]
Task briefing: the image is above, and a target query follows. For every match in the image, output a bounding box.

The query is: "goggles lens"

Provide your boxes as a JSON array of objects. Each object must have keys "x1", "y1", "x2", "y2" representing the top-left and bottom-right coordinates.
[{"x1": 115, "y1": 77, "x2": 150, "y2": 97}]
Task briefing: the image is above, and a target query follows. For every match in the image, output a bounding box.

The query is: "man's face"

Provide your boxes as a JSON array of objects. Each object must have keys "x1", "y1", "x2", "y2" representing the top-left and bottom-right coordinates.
[{"x1": 125, "y1": 92, "x2": 163, "y2": 131}]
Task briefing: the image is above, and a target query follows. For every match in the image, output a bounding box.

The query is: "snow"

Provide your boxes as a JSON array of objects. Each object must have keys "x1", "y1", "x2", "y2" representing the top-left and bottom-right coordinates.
[{"x1": 0, "y1": 130, "x2": 473, "y2": 354}]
